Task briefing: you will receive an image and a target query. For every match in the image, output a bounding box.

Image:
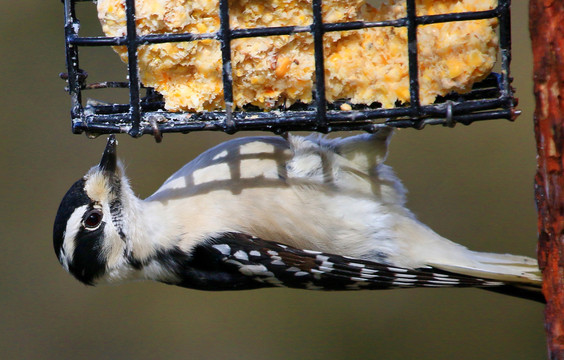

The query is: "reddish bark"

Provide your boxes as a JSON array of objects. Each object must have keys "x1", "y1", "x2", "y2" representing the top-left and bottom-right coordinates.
[{"x1": 530, "y1": 1, "x2": 564, "y2": 358}]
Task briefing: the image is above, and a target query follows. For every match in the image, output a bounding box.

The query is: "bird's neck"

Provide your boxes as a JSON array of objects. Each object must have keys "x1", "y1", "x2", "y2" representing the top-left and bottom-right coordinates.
[
  {"x1": 102, "y1": 194, "x2": 185, "y2": 284},
  {"x1": 123, "y1": 197, "x2": 178, "y2": 263}
]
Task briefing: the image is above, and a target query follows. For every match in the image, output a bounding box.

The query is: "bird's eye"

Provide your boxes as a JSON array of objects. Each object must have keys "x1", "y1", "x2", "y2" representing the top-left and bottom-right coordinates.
[{"x1": 83, "y1": 209, "x2": 103, "y2": 229}]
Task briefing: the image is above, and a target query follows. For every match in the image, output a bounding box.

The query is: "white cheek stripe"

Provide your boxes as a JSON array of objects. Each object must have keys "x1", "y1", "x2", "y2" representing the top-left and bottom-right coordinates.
[{"x1": 62, "y1": 204, "x2": 89, "y2": 265}]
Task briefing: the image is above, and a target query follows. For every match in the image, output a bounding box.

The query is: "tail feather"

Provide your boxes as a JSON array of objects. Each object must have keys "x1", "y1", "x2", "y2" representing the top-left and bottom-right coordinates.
[
  {"x1": 425, "y1": 250, "x2": 542, "y2": 303},
  {"x1": 427, "y1": 252, "x2": 543, "y2": 303}
]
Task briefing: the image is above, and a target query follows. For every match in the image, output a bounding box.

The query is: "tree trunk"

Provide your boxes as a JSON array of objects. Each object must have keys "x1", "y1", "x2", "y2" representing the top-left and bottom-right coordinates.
[{"x1": 530, "y1": 1, "x2": 564, "y2": 358}]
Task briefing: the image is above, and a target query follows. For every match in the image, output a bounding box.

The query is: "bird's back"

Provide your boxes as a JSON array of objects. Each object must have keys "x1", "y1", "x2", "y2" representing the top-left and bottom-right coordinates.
[{"x1": 145, "y1": 133, "x2": 407, "y2": 259}]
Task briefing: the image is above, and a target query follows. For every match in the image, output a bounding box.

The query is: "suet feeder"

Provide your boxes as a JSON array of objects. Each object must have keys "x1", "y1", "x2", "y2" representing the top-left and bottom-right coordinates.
[{"x1": 61, "y1": 0, "x2": 517, "y2": 139}]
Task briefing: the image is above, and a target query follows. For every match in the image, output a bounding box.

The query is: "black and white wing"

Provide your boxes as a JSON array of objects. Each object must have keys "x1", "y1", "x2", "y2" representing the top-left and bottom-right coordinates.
[{"x1": 166, "y1": 233, "x2": 506, "y2": 292}]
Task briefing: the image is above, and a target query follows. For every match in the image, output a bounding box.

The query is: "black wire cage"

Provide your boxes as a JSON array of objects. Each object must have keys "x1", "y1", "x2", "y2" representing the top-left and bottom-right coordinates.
[{"x1": 62, "y1": 0, "x2": 517, "y2": 139}]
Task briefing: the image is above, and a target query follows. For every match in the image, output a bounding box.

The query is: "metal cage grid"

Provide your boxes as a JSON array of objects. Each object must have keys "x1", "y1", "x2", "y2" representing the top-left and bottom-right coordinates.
[{"x1": 62, "y1": 0, "x2": 516, "y2": 138}]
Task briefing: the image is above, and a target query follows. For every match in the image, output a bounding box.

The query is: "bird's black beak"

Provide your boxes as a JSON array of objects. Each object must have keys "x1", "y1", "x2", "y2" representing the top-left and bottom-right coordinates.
[{"x1": 99, "y1": 134, "x2": 117, "y2": 173}]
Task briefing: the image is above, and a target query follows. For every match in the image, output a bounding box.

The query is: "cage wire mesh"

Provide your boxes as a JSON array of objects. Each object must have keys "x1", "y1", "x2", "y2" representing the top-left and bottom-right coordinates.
[{"x1": 62, "y1": 0, "x2": 517, "y2": 139}]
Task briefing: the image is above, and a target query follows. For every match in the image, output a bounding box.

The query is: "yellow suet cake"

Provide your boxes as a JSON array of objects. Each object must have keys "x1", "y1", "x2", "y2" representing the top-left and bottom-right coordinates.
[{"x1": 97, "y1": 0, "x2": 498, "y2": 112}]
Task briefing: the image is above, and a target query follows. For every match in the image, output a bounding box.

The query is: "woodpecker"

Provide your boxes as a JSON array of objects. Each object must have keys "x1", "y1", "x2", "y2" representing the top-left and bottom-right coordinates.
[{"x1": 53, "y1": 129, "x2": 543, "y2": 302}]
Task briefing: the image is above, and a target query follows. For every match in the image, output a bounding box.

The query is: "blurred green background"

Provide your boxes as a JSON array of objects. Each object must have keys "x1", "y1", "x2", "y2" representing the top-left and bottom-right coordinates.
[{"x1": 0, "y1": 1, "x2": 546, "y2": 359}]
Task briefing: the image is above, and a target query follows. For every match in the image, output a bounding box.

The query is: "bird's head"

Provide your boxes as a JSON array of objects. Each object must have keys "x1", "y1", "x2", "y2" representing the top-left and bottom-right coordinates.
[{"x1": 53, "y1": 135, "x2": 134, "y2": 285}]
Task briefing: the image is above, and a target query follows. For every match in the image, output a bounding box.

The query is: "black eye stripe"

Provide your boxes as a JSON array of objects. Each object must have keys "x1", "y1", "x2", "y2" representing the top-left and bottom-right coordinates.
[{"x1": 71, "y1": 222, "x2": 107, "y2": 285}]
